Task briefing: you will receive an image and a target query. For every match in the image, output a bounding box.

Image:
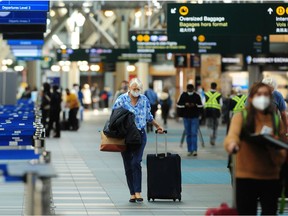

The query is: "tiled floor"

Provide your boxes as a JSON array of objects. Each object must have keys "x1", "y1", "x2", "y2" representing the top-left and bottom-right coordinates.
[{"x1": 1, "y1": 110, "x2": 287, "y2": 215}]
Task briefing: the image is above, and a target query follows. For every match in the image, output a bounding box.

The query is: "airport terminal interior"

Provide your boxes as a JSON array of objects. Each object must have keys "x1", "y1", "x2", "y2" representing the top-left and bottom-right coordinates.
[{"x1": 0, "y1": 0, "x2": 288, "y2": 215}]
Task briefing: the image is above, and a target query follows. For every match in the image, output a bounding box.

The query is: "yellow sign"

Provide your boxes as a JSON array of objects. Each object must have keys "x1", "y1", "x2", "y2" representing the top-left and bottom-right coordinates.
[
  {"x1": 143, "y1": 35, "x2": 150, "y2": 42},
  {"x1": 256, "y1": 35, "x2": 262, "y2": 42},
  {"x1": 276, "y1": 6, "x2": 286, "y2": 16},
  {"x1": 198, "y1": 35, "x2": 205, "y2": 42},
  {"x1": 137, "y1": 35, "x2": 144, "y2": 42},
  {"x1": 179, "y1": 6, "x2": 189, "y2": 16}
]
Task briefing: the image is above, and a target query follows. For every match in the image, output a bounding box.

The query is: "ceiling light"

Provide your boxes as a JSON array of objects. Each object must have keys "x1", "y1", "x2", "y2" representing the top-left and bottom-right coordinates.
[
  {"x1": 6, "y1": 59, "x2": 13, "y2": 65},
  {"x1": 62, "y1": 65, "x2": 70, "y2": 72},
  {"x1": 79, "y1": 65, "x2": 89, "y2": 72},
  {"x1": 50, "y1": 10, "x2": 56, "y2": 17},
  {"x1": 14, "y1": 66, "x2": 24, "y2": 72},
  {"x1": 104, "y1": 10, "x2": 114, "y2": 17},
  {"x1": 127, "y1": 65, "x2": 136, "y2": 72},
  {"x1": 135, "y1": 11, "x2": 142, "y2": 18},
  {"x1": 75, "y1": 12, "x2": 86, "y2": 27},
  {"x1": 1, "y1": 65, "x2": 7, "y2": 71},
  {"x1": 90, "y1": 64, "x2": 100, "y2": 72},
  {"x1": 51, "y1": 65, "x2": 61, "y2": 72},
  {"x1": 146, "y1": 10, "x2": 153, "y2": 16}
]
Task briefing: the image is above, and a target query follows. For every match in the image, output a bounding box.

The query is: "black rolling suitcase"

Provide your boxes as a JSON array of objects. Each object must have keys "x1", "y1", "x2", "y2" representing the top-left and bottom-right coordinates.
[{"x1": 147, "y1": 130, "x2": 182, "y2": 202}]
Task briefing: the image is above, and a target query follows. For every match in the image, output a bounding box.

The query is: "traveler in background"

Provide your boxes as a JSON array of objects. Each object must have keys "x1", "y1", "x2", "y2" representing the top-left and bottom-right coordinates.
[
  {"x1": 21, "y1": 85, "x2": 31, "y2": 99},
  {"x1": 91, "y1": 83, "x2": 100, "y2": 109},
  {"x1": 82, "y1": 83, "x2": 92, "y2": 109},
  {"x1": 113, "y1": 78, "x2": 164, "y2": 203},
  {"x1": 227, "y1": 87, "x2": 247, "y2": 131},
  {"x1": 262, "y1": 77, "x2": 288, "y2": 133},
  {"x1": 73, "y1": 83, "x2": 84, "y2": 106},
  {"x1": 65, "y1": 88, "x2": 80, "y2": 131},
  {"x1": 204, "y1": 82, "x2": 222, "y2": 145},
  {"x1": 159, "y1": 87, "x2": 172, "y2": 128},
  {"x1": 47, "y1": 85, "x2": 62, "y2": 138},
  {"x1": 224, "y1": 82, "x2": 287, "y2": 215},
  {"x1": 40, "y1": 82, "x2": 51, "y2": 130},
  {"x1": 113, "y1": 80, "x2": 129, "y2": 103},
  {"x1": 144, "y1": 83, "x2": 158, "y2": 132},
  {"x1": 177, "y1": 84, "x2": 203, "y2": 156}
]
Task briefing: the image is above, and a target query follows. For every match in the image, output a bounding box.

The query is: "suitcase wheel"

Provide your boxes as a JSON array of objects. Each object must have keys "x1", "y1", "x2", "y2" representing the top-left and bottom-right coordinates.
[{"x1": 173, "y1": 199, "x2": 176, "y2": 202}]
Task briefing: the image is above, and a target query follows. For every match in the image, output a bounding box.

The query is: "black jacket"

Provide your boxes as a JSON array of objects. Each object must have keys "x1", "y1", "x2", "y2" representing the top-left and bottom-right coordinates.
[
  {"x1": 177, "y1": 92, "x2": 203, "y2": 118},
  {"x1": 103, "y1": 108, "x2": 141, "y2": 150}
]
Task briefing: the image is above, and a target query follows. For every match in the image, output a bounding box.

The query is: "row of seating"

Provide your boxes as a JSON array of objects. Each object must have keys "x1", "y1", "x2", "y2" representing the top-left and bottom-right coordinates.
[{"x1": 0, "y1": 99, "x2": 57, "y2": 215}]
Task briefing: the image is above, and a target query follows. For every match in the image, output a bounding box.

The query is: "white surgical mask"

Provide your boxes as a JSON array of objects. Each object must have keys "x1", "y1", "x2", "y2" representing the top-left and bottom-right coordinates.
[
  {"x1": 252, "y1": 96, "x2": 270, "y2": 111},
  {"x1": 187, "y1": 92, "x2": 193, "y2": 96},
  {"x1": 130, "y1": 90, "x2": 140, "y2": 98}
]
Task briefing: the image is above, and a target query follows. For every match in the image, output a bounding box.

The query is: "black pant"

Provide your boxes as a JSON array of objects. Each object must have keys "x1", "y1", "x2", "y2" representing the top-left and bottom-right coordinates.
[
  {"x1": 236, "y1": 178, "x2": 280, "y2": 215},
  {"x1": 69, "y1": 108, "x2": 79, "y2": 130},
  {"x1": 47, "y1": 110, "x2": 60, "y2": 137}
]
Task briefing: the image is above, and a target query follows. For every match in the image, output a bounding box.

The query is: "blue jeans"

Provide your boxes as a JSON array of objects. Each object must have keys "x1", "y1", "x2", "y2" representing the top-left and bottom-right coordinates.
[
  {"x1": 121, "y1": 129, "x2": 147, "y2": 195},
  {"x1": 183, "y1": 118, "x2": 199, "y2": 152}
]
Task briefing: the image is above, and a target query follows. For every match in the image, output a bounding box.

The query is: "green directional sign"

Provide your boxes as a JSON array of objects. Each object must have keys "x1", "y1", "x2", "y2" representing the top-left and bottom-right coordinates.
[
  {"x1": 187, "y1": 34, "x2": 269, "y2": 54},
  {"x1": 167, "y1": 3, "x2": 288, "y2": 37},
  {"x1": 129, "y1": 30, "x2": 188, "y2": 53}
]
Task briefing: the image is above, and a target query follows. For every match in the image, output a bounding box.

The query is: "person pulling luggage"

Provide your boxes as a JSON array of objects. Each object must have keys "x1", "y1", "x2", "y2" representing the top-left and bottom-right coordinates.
[{"x1": 112, "y1": 78, "x2": 164, "y2": 203}]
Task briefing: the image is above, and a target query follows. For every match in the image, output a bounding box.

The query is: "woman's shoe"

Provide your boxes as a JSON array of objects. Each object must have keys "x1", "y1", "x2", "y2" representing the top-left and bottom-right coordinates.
[
  {"x1": 129, "y1": 198, "x2": 136, "y2": 203},
  {"x1": 136, "y1": 198, "x2": 143, "y2": 203}
]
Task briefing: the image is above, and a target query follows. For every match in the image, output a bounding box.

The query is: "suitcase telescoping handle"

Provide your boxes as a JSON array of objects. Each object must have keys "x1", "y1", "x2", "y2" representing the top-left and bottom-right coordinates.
[{"x1": 155, "y1": 130, "x2": 168, "y2": 157}]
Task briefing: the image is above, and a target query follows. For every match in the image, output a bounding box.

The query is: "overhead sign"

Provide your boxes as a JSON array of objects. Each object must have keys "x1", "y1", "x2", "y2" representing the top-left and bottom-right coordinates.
[
  {"x1": 167, "y1": 3, "x2": 288, "y2": 37},
  {"x1": 129, "y1": 30, "x2": 187, "y2": 53},
  {"x1": 7, "y1": 39, "x2": 44, "y2": 46},
  {"x1": 221, "y1": 54, "x2": 246, "y2": 71},
  {"x1": 0, "y1": 1, "x2": 49, "y2": 11},
  {"x1": 0, "y1": 11, "x2": 47, "y2": 24},
  {"x1": 246, "y1": 55, "x2": 288, "y2": 65},
  {"x1": 189, "y1": 35, "x2": 269, "y2": 54},
  {"x1": 56, "y1": 48, "x2": 155, "y2": 63}
]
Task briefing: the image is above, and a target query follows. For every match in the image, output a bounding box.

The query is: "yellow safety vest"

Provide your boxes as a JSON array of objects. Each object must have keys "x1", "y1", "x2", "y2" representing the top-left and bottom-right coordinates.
[
  {"x1": 204, "y1": 91, "x2": 221, "y2": 110},
  {"x1": 232, "y1": 94, "x2": 247, "y2": 114}
]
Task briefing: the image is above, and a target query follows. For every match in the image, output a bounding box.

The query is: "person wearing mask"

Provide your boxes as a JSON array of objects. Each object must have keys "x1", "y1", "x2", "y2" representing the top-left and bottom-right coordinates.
[
  {"x1": 159, "y1": 87, "x2": 172, "y2": 128},
  {"x1": 47, "y1": 85, "x2": 62, "y2": 138},
  {"x1": 177, "y1": 84, "x2": 203, "y2": 156},
  {"x1": 65, "y1": 88, "x2": 80, "y2": 131},
  {"x1": 262, "y1": 77, "x2": 288, "y2": 133},
  {"x1": 41, "y1": 82, "x2": 51, "y2": 130},
  {"x1": 224, "y1": 82, "x2": 287, "y2": 215},
  {"x1": 204, "y1": 82, "x2": 222, "y2": 146},
  {"x1": 113, "y1": 78, "x2": 164, "y2": 203},
  {"x1": 144, "y1": 83, "x2": 158, "y2": 132},
  {"x1": 113, "y1": 80, "x2": 129, "y2": 103}
]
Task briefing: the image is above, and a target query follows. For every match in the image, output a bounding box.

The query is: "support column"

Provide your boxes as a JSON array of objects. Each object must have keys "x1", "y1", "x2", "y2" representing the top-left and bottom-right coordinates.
[
  {"x1": 248, "y1": 65, "x2": 262, "y2": 88},
  {"x1": 115, "y1": 62, "x2": 129, "y2": 91},
  {"x1": 135, "y1": 62, "x2": 149, "y2": 91},
  {"x1": 116, "y1": 10, "x2": 129, "y2": 48},
  {"x1": 27, "y1": 61, "x2": 41, "y2": 90},
  {"x1": 68, "y1": 62, "x2": 80, "y2": 89}
]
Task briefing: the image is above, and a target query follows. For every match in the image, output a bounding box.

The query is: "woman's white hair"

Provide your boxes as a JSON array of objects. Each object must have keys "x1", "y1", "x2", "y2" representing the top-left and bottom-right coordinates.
[
  {"x1": 129, "y1": 78, "x2": 143, "y2": 90},
  {"x1": 262, "y1": 77, "x2": 277, "y2": 90}
]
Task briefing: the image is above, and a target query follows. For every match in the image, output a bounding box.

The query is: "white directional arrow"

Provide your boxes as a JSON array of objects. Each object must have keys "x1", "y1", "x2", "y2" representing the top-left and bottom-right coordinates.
[{"x1": 267, "y1": 8, "x2": 273, "y2": 15}]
